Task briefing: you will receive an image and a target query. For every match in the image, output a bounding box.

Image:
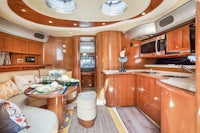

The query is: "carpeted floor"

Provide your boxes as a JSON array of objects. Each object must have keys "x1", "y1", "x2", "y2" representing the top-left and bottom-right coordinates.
[
  {"x1": 117, "y1": 106, "x2": 160, "y2": 133},
  {"x1": 68, "y1": 105, "x2": 119, "y2": 133}
]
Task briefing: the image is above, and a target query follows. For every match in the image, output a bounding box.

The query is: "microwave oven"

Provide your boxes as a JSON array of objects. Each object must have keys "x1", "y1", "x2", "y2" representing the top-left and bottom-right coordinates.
[{"x1": 140, "y1": 34, "x2": 166, "y2": 55}]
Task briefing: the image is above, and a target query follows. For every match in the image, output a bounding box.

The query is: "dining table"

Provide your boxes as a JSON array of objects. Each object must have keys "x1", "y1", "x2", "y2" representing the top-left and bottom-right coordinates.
[{"x1": 24, "y1": 82, "x2": 79, "y2": 130}]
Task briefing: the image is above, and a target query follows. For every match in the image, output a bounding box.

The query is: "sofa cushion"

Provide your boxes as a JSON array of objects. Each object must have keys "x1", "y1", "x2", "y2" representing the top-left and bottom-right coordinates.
[
  {"x1": 0, "y1": 100, "x2": 27, "y2": 133},
  {"x1": 18, "y1": 106, "x2": 58, "y2": 133},
  {"x1": 0, "y1": 80, "x2": 19, "y2": 100},
  {"x1": 14, "y1": 74, "x2": 36, "y2": 94}
]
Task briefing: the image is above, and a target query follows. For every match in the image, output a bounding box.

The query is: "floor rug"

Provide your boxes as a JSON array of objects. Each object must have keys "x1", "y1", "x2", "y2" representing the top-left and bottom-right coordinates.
[
  {"x1": 117, "y1": 107, "x2": 160, "y2": 133},
  {"x1": 69, "y1": 105, "x2": 119, "y2": 133}
]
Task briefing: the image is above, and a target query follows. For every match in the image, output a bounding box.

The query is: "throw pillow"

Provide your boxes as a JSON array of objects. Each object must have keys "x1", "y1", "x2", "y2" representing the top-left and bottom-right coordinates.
[
  {"x1": 0, "y1": 100, "x2": 28, "y2": 133},
  {"x1": 0, "y1": 80, "x2": 19, "y2": 100},
  {"x1": 14, "y1": 74, "x2": 35, "y2": 93}
]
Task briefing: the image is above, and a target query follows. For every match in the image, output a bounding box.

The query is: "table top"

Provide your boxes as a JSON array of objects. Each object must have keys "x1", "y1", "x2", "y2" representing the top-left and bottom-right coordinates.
[{"x1": 24, "y1": 85, "x2": 78, "y2": 99}]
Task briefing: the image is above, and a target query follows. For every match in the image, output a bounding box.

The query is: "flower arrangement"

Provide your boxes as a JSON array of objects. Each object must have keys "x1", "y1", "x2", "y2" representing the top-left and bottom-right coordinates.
[{"x1": 48, "y1": 69, "x2": 65, "y2": 80}]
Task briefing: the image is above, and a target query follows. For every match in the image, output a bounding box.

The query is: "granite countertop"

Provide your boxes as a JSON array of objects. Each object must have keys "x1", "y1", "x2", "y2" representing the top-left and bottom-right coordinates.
[{"x1": 102, "y1": 69, "x2": 195, "y2": 92}]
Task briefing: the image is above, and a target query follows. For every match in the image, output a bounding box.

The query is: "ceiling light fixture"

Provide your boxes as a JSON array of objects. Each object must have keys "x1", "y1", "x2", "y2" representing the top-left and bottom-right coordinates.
[
  {"x1": 100, "y1": 0, "x2": 127, "y2": 16},
  {"x1": 45, "y1": 0, "x2": 77, "y2": 13},
  {"x1": 21, "y1": 9, "x2": 27, "y2": 12}
]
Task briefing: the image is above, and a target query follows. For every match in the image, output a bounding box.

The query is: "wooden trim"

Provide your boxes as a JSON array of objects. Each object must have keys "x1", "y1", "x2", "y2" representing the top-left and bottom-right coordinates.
[
  {"x1": 0, "y1": 64, "x2": 51, "y2": 72},
  {"x1": 196, "y1": 1, "x2": 200, "y2": 132}
]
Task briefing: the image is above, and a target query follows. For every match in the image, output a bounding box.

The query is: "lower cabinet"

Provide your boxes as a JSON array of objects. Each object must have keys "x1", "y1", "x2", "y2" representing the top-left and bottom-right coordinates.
[
  {"x1": 157, "y1": 81, "x2": 196, "y2": 133},
  {"x1": 104, "y1": 74, "x2": 135, "y2": 106},
  {"x1": 136, "y1": 74, "x2": 162, "y2": 125},
  {"x1": 81, "y1": 72, "x2": 94, "y2": 88}
]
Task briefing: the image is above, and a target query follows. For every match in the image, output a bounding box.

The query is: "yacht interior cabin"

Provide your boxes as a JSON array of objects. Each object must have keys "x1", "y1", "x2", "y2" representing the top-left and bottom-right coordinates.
[{"x1": 0, "y1": 0, "x2": 200, "y2": 133}]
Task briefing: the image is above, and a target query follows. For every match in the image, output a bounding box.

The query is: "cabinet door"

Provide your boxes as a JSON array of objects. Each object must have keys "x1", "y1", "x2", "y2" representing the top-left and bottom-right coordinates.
[
  {"x1": 28, "y1": 41, "x2": 43, "y2": 55},
  {"x1": 161, "y1": 84, "x2": 195, "y2": 133},
  {"x1": 0, "y1": 36, "x2": 4, "y2": 49},
  {"x1": 3, "y1": 36, "x2": 28, "y2": 53},
  {"x1": 167, "y1": 28, "x2": 183, "y2": 52},
  {"x1": 166, "y1": 25, "x2": 190, "y2": 52},
  {"x1": 2, "y1": 36, "x2": 15, "y2": 51},
  {"x1": 182, "y1": 25, "x2": 190, "y2": 49},
  {"x1": 151, "y1": 80, "x2": 161, "y2": 125},
  {"x1": 136, "y1": 75, "x2": 144, "y2": 107},
  {"x1": 113, "y1": 74, "x2": 135, "y2": 106},
  {"x1": 105, "y1": 74, "x2": 135, "y2": 106}
]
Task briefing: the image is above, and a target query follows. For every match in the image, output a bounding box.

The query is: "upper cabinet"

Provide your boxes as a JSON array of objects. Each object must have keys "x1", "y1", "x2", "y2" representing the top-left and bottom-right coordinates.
[
  {"x1": 0, "y1": 32, "x2": 43, "y2": 55},
  {"x1": 27, "y1": 41, "x2": 43, "y2": 55},
  {"x1": 166, "y1": 25, "x2": 190, "y2": 52}
]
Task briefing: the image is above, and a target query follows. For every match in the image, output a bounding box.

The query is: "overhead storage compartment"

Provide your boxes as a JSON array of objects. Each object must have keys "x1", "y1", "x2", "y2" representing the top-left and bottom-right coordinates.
[
  {"x1": 126, "y1": 0, "x2": 195, "y2": 40},
  {"x1": 0, "y1": 18, "x2": 49, "y2": 42},
  {"x1": 126, "y1": 23, "x2": 156, "y2": 40},
  {"x1": 155, "y1": 0, "x2": 195, "y2": 33}
]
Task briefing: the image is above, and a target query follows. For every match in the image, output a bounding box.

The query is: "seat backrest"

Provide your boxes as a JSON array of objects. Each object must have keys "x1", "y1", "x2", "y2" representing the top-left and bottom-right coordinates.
[{"x1": 0, "y1": 70, "x2": 39, "y2": 83}]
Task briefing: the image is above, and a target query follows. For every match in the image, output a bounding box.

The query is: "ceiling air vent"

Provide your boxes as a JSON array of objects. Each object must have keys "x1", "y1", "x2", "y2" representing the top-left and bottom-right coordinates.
[
  {"x1": 159, "y1": 15, "x2": 174, "y2": 27},
  {"x1": 34, "y1": 33, "x2": 45, "y2": 39}
]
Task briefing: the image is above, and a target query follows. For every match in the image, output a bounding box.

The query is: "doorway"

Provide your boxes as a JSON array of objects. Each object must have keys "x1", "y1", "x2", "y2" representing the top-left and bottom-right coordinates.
[{"x1": 80, "y1": 37, "x2": 95, "y2": 91}]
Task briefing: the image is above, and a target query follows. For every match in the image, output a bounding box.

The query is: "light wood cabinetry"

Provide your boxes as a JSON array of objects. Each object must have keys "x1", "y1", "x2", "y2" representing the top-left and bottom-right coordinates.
[
  {"x1": 166, "y1": 25, "x2": 190, "y2": 52},
  {"x1": 27, "y1": 41, "x2": 43, "y2": 55},
  {"x1": 0, "y1": 32, "x2": 43, "y2": 55},
  {"x1": 136, "y1": 74, "x2": 162, "y2": 125},
  {"x1": 157, "y1": 81, "x2": 196, "y2": 133},
  {"x1": 104, "y1": 74, "x2": 135, "y2": 106},
  {"x1": 81, "y1": 72, "x2": 94, "y2": 88}
]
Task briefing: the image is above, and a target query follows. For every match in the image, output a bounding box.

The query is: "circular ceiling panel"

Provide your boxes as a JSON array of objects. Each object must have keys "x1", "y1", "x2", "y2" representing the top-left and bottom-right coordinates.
[{"x1": 8, "y1": 0, "x2": 163, "y2": 28}]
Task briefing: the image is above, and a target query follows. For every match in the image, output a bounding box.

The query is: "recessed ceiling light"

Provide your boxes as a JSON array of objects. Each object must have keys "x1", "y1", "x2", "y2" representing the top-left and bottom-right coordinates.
[
  {"x1": 100, "y1": 0, "x2": 127, "y2": 16},
  {"x1": 21, "y1": 9, "x2": 27, "y2": 12},
  {"x1": 46, "y1": 0, "x2": 77, "y2": 13},
  {"x1": 102, "y1": 22, "x2": 106, "y2": 25},
  {"x1": 73, "y1": 23, "x2": 77, "y2": 26},
  {"x1": 48, "y1": 20, "x2": 53, "y2": 23},
  {"x1": 141, "y1": 12, "x2": 146, "y2": 16}
]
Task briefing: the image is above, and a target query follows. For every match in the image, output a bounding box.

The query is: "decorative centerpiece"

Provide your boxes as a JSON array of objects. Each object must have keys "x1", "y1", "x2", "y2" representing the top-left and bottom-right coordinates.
[{"x1": 118, "y1": 48, "x2": 128, "y2": 72}]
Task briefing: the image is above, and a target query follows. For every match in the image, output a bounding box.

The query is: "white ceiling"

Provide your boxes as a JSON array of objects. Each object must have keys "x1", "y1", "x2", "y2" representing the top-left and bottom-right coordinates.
[{"x1": 0, "y1": 0, "x2": 190, "y2": 37}]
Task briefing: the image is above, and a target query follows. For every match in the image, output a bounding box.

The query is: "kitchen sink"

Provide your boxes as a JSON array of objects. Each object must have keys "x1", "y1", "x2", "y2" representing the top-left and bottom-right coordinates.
[{"x1": 162, "y1": 75, "x2": 189, "y2": 78}]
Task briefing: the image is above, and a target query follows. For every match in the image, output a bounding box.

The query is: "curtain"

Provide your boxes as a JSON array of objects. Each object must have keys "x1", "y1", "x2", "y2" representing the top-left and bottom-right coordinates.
[{"x1": 0, "y1": 52, "x2": 11, "y2": 65}]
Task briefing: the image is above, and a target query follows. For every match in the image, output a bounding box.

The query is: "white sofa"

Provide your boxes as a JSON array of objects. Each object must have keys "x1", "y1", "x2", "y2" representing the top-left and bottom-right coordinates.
[{"x1": 0, "y1": 69, "x2": 72, "y2": 133}]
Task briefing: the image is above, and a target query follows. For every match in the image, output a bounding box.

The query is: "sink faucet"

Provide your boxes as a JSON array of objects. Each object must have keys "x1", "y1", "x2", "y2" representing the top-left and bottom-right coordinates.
[{"x1": 180, "y1": 65, "x2": 195, "y2": 74}]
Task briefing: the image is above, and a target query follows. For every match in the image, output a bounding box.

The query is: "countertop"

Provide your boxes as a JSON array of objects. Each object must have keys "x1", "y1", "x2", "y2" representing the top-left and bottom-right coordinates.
[{"x1": 102, "y1": 69, "x2": 195, "y2": 93}]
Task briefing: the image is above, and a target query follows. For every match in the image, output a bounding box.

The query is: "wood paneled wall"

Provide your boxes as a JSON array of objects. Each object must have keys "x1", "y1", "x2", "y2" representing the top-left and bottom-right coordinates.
[
  {"x1": 43, "y1": 37, "x2": 74, "y2": 70},
  {"x1": 121, "y1": 33, "x2": 156, "y2": 69}
]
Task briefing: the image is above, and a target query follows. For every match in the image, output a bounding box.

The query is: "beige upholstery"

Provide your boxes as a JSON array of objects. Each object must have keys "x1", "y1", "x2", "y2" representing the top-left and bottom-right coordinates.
[
  {"x1": 8, "y1": 94, "x2": 58, "y2": 133},
  {"x1": 0, "y1": 69, "x2": 75, "y2": 107},
  {"x1": 0, "y1": 70, "x2": 46, "y2": 107},
  {"x1": 77, "y1": 91, "x2": 97, "y2": 121},
  {"x1": 0, "y1": 70, "x2": 39, "y2": 83}
]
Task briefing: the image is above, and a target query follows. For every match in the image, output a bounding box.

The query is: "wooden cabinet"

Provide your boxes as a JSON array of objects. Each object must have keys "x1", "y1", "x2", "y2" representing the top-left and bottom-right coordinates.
[
  {"x1": 0, "y1": 32, "x2": 43, "y2": 55},
  {"x1": 27, "y1": 41, "x2": 43, "y2": 55},
  {"x1": 135, "y1": 74, "x2": 162, "y2": 125},
  {"x1": 104, "y1": 74, "x2": 135, "y2": 106},
  {"x1": 166, "y1": 25, "x2": 190, "y2": 52},
  {"x1": 157, "y1": 81, "x2": 196, "y2": 133},
  {"x1": 81, "y1": 72, "x2": 94, "y2": 88}
]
